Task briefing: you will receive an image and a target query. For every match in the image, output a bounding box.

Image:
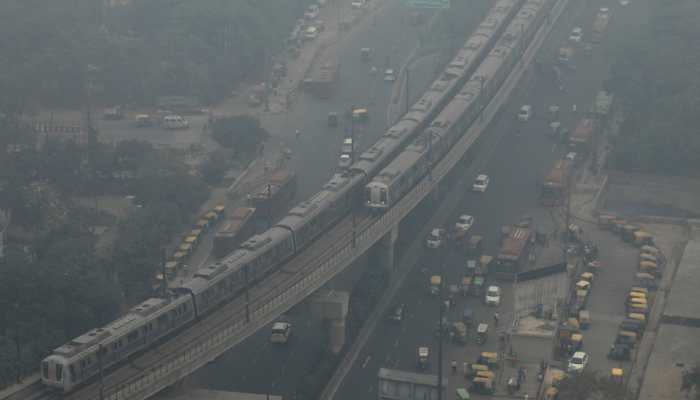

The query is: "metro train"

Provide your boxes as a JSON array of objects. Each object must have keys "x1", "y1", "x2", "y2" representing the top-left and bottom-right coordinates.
[
  {"x1": 366, "y1": 0, "x2": 555, "y2": 212},
  {"x1": 40, "y1": 0, "x2": 532, "y2": 392}
]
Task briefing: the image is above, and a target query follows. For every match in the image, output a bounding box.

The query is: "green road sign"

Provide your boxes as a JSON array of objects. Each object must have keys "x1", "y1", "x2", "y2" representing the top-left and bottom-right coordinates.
[{"x1": 405, "y1": 0, "x2": 450, "y2": 8}]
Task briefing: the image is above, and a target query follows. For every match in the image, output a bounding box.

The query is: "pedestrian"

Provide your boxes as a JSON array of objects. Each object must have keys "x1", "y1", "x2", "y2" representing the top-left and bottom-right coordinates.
[
  {"x1": 258, "y1": 143, "x2": 265, "y2": 156},
  {"x1": 463, "y1": 362, "x2": 468, "y2": 375},
  {"x1": 572, "y1": 103, "x2": 577, "y2": 113},
  {"x1": 451, "y1": 360, "x2": 457, "y2": 374},
  {"x1": 295, "y1": 129, "x2": 301, "y2": 141},
  {"x1": 493, "y1": 312, "x2": 500, "y2": 327}
]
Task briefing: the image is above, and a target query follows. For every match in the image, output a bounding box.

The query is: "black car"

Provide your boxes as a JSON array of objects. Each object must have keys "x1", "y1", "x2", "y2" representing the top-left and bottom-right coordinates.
[
  {"x1": 607, "y1": 343, "x2": 632, "y2": 360},
  {"x1": 388, "y1": 304, "x2": 405, "y2": 322}
]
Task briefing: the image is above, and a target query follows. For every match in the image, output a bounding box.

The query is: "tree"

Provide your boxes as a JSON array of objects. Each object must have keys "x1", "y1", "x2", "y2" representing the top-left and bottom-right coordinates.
[
  {"x1": 557, "y1": 370, "x2": 633, "y2": 400},
  {"x1": 211, "y1": 115, "x2": 269, "y2": 157},
  {"x1": 200, "y1": 150, "x2": 230, "y2": 185}
]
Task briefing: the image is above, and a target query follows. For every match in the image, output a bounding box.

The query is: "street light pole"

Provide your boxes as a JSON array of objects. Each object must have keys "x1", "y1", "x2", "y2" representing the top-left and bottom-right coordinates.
[
  {"x1": 436, "y1": 248, "x2": 445, "y2": 400},
  {"x1": 13, "y1": 303, "x2": 21, "y2": 383},
  {"x1": 98, "y1": 344, "x2": 105, "y2": 400},
  {"x1": 350, "y1": 105, "x2": 357, "y2": 248}
]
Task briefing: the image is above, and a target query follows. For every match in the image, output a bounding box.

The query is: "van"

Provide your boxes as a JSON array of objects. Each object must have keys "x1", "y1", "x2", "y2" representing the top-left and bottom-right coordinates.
[
  {"x1": 162, "y1": 115, "x2": 189, "y2": 129},
  {"x1": 518, "y1": 105, "x2": 532, "y2": 121}
]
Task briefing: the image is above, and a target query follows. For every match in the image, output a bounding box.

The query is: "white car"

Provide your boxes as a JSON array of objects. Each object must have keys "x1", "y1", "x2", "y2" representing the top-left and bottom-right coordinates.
[
  {"x1": 568, "y1": 351, "x2": 589, "y2": 373},
  {"x1": 518, "y1": 105, "x2": 532, "y2": 121},
  {"x1": 598, "y1": 7, "x2": 610, "y2": 16},
  {"x1": 338, "y1": 153, "x2": 352, "y2": 169},
  {"x1": 569, "y1": 27, "x2": 583, "y2": 42},
  {"x1": 384, "y1": 69, "x2": 396, "y2": 82},
  {"x1": 565, "y1": 152, "x2": 578, "y2": 162},
  {"x1": 455, "y1": 215, "x2": 475, "y2": 232},
  {"x1": 304, "y1": 26, "x2": 318, "y2": 40},
  {"x1": 270, "y1": 322, "x2": 292, "y2": 344},
  {"x1": 472, "y1": 174, "x2": 490, "y2": 192},
  {"x1": 619, "y1": 0, "x2": 629, "y2": 5},
  {"x1": 426, "y1": 228, "x2": 445, "y2": 249},
  {"x1": 351, "y1": 0, "x2": 366, "y2": 9},
  {"x1": 485, "y1": 286, "x2": 501, "y2": 306}
]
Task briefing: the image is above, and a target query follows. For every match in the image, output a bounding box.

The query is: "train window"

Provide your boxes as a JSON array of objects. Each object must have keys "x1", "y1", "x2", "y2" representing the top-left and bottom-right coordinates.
[
  {"x1": 56, "y1": 364, "x2": 63, "y2": 381},
  {"x1": 69, "y1": 365, "x2": 76, "y2": 383},
  {"x1": 112, "y1": 342, "x2": 118, "y2": 351},
  {"x1": 380, "y1": 189, "x2": 388, "y2": 204},
  {"x1": 127, "y1": 331, "x2": 139, "y2": 342},
  {"x1": 42, "y1": 361, "x2": 49, "y2": 379}
]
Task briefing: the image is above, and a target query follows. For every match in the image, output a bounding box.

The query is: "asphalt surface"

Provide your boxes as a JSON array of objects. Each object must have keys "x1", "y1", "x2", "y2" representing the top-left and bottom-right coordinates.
[
  {"x1": 189, "y1": 0, "x2": 495, "y2": 396},
  {"x1": 334, "y1": 0, "x2": 651, "y2": 398}
]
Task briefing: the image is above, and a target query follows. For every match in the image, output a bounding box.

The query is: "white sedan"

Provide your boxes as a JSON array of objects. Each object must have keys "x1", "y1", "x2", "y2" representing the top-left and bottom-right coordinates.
[
  {"x1": 472, "y1": 174, "x2": 490, "y2": 192},
  {"x1": 455, "y1": 215, "x2": 475, "y2": 232},
  {"x1": 568, "y1": 351, "x2": 589, "y2": 373},
  {"x1": 485, "y1": 286, "x2": 501, "y2": 306}
]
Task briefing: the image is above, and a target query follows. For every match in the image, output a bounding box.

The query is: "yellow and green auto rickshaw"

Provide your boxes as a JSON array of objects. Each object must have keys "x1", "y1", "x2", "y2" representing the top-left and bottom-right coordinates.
[
  {"x1": 471, "y1": 377, "x2": 495, "y2": 395},
  {"x1": 477, "y1": 352, "x2": 499, "y2": 370},
  {"x1": 633, "y1": 231, "x2": 654, "y2": 247}
]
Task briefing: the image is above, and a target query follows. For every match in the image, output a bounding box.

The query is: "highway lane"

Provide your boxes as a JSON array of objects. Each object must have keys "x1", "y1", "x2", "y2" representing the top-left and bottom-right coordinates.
[
  {"x1": 191, "y1": 0, "x2": 495, "y2": 397},
  {"x1": 335, "y1": 0, "x2": 650, "y2": 397}
]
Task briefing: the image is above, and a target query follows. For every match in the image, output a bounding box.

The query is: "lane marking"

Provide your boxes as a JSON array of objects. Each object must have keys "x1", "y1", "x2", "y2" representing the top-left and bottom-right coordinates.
[{"x1": 362, "y1": 355, "x2": 372, "y2": 369}]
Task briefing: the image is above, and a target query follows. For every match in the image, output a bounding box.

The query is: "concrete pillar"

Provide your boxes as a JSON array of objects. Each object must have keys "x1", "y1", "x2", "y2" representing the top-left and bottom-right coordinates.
[
  {"x1": 376, "y1": 224, "x2": 399, "y2": 272},
  {"x1": 310, "y1": 290, "x2": 349, "y2": 355}
]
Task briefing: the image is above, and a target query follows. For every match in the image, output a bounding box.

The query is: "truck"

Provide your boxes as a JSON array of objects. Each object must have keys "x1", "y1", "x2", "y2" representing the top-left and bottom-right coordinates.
[
  {"x1": 569, "y1": 118, "x2": 595, "y2": 153},
  {"x1": 213, "y1": 207, "x2": 257, "y2": 258},
  {"x1": 591, "y1": 13, "x2": 610, "y2": 43},
  {"x1": 304, "y1": 51, "x2": 340, "y2": 98},
  {"x1": 541, "y1": 160, "x2": 573, "y2": 206},
  {"x1": 493, "y1": 225, "x2": 534, "y2": 279},
  {"x1": 249, "y1": 168, "x2": 297, "y2": 220}
]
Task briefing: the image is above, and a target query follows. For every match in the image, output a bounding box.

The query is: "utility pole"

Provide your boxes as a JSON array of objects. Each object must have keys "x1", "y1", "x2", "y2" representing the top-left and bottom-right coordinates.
[
  {"x1": 350, "y1": 105, "x2": 357, "y2": 248},
  {"x1": 436, "y1": 248, "x2": 445, "y2": 400},
  {"x1": 267, "y1": 184, "x2": 273, "y2": 229},
  {"x1": 98, "y1": 344, "x2": 105, "y2": 400},
  {"x1": 426, "y1": 132, "x2": 433, "y2": 181},
  {"x1": 244, "y1": 266, "x2": 251, "y2": 323},
  {"x1": 13, "y1": 303, "x2": 21, "y2": 384},
  {"x1": 405, "y1": 67, "x2": 411, "y2": 115},
  {"x1": 161, "y1": 248, "x2": 168, "y2": 298},
  {"x1": 479, "y1": 76, "x2": 486, "y2": 122},
  {"x1": 264, "y1": 50, "x2": 270, "y2": 112}
]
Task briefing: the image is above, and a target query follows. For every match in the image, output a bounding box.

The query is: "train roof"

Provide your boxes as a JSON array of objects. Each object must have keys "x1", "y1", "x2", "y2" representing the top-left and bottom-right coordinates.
[
  {"x1": 52, "y1": 296, "x2": 190, "y2": 358},
  {"x1": 373, "y1": 148, "x2": 424, "y2": 185},
  {"x1": 240, "y1": 227, "x2": 290, "y2": 252}
]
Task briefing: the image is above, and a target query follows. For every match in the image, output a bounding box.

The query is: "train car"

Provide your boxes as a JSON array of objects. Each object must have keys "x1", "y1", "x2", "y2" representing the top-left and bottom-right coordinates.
[
  {"x1": 277, "y1": 173, "x2": 361, "y2": 250},
  {"x1": 239, "y1": 227, "x2": 296, "y2": 281},
  {"x1": 175, "y1": 250, "x2": 251, "y2": 316},
  {"x1": 41, "y1": 295, "x2": 195, "y2": 392}
]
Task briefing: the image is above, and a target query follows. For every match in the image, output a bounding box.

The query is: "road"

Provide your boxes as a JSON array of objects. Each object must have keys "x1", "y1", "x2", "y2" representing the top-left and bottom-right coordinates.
[
  {"x1": 189, "y1": 0, "x2": 495, "y2": 397},
  {"x1": 334, "y1": 0, "x2": 651, "y2": 398}
]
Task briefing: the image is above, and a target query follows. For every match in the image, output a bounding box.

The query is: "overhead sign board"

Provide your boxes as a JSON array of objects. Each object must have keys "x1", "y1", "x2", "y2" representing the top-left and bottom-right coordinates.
[{"x1": 404, "y1": 0, "x2": 450, "y2": 8}]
